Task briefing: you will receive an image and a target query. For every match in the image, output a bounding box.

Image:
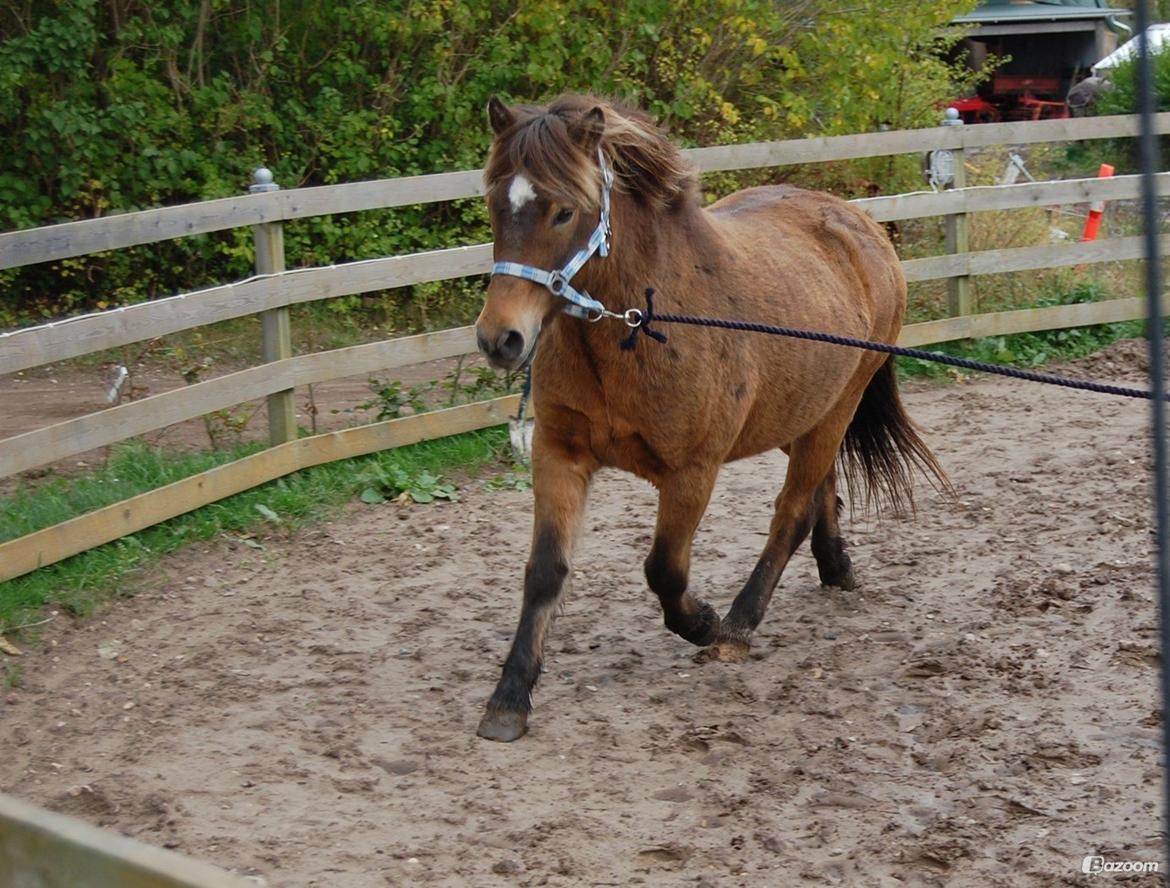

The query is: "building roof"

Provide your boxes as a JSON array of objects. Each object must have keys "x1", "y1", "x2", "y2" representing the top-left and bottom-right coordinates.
[{"x1": 955, "y1": 2, "x2": 1128, "y2": 24}]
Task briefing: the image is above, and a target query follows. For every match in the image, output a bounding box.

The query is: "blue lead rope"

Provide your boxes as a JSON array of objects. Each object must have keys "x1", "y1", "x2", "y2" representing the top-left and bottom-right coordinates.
[{"x1": 491, "y1": 147, "x2": 615, "y2": 320}]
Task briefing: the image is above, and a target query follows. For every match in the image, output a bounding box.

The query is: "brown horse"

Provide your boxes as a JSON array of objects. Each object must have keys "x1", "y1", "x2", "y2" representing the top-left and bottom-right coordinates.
[{"x1": 475, "y1": 94, "x2": 948, "y2": 742}]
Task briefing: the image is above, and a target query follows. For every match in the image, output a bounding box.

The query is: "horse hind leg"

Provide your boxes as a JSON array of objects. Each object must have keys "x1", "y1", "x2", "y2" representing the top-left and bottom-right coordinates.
[
  {"x1": 703, "y1": 395, "x2": 862, "y2": 664},
  {"x1": 645, "y1": 465, "x2": 721, "y2": 646},
  {"x1": 703, "y1": 354, "x2": 948, "y2": 663},
  {"x1": 810, "y1": 466, "x2": 856, "y2": 591}
]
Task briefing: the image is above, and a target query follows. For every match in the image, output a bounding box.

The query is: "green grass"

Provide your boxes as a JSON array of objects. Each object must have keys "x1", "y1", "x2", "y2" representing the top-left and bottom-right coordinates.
[
  {"x1": 0, "y1": 428, "x2": 509, "y2": 635},
  {"x1": 4, "y1": 661, "x2": 23, "y2": 689}
]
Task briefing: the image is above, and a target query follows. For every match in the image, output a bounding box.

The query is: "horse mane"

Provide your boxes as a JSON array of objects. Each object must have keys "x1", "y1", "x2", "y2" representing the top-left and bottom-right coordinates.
[{"x1": 484, "y1": 94, "x2": 699, "y2": 211}]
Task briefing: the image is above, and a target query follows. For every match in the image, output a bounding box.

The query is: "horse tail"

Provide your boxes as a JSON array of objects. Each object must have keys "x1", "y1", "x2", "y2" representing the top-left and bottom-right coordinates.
[{"x1": 838, "y1": 356, "x2": 953, "y2": 513}]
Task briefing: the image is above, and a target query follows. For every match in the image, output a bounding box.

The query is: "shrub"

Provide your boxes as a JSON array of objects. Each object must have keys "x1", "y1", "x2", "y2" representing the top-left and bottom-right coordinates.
[{"x1": 1, "y1": 0, "x2": 980, "y2": 329}]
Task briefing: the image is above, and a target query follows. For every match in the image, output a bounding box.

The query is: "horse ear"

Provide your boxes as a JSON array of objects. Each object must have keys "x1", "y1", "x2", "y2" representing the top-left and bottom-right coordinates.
[
  {"x1": 567, "y1": 106, "x2": 605, "y2": 151},
  {"x1": 487, "y1": 96, "x2": 515, "y2": 136}
]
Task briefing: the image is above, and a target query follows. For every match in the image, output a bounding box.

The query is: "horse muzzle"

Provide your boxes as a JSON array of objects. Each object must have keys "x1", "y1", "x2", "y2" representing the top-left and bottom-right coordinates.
[{"x1": 476, "y1": 325, "x2": 536, "y2": 371}]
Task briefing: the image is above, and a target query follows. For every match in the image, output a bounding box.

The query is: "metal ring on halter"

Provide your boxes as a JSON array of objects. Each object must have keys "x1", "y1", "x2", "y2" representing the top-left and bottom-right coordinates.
[
  {"x1": 623, "y1": 309, "x2": 643, "y2": 327},
  {"x1": 587, "y1": 307, "x2": 606, "y2": 323},
  {"x1": 547, "y1": 271, "x2": 568, "y2": 296}
]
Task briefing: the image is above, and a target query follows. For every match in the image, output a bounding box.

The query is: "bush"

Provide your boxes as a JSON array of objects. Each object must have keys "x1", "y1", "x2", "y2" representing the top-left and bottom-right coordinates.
[
  {"x1": 1, "y1": 0, "x2": 980, "y2": 330},
  {"x1": 1078, "y1": 41, "x2": 1170, "y2": 174}
]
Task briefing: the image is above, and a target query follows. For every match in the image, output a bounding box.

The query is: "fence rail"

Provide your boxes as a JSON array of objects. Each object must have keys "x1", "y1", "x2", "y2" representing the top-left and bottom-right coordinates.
[
  {"x1": 902, "y1": 233, "x2": 1158, "y2": 282},
  {"x1": 0, "y1": 245, "x2": 493, "y2": 376},
  {"x1": 0, "y1": 791, "x2": 248, "y2": 888},
  {"x1": 3, "y1": 112, "x2": 1167, "y2": 270},
  {"x1": 0, "y1": 396, "x2": 519, "y2": 582},
  {"x1": 0, "y1": 170, "x2": 488, "y2": 271},
  {"x1": 0, "y1": 111, "x2": 1163, "y2": 569},
  {"x1": 3, "y1": 171, "x2": 1159, "y2": 379},
  {"x1": 857, "y1": 171, "x2": 1170, "y2": 222}
]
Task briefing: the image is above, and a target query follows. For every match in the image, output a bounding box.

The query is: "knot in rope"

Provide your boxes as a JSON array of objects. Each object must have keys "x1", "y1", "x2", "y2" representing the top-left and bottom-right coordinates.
[{"x1": 620, "y1": 289, "x2": 669, "y2": 351}]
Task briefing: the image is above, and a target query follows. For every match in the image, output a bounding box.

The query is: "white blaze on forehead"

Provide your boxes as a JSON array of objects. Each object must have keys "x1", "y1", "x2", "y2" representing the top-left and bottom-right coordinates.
[{"x1": 508, "y1": 174, "x2": 537, "y2": 213}]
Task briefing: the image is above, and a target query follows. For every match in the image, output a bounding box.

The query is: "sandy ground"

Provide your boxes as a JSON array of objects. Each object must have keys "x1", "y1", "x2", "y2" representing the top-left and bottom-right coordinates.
[{"x1": 0, "y1": 340, "x2": 1166, "y2": 887}]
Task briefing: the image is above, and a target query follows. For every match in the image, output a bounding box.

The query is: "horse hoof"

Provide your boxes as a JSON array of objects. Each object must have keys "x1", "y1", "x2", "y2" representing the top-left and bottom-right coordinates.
[
  {"x1": 477, "y1": 709, "x2": 528, "y2": 742},
  {"x1": 666, "y1": 600, "x2": 719, "y2": 647},
  {"x1": 696, "y1": 638, "x2": 751, "y2": 664},
  {"x1": 821, "y1": 568, "x2": 856, "y2": 592}
]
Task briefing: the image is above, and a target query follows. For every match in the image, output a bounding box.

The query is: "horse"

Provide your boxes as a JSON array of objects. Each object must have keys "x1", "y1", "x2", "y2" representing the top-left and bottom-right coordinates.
[{"x1": 474, "y1": 94, "x2": 949, "y2": 742}]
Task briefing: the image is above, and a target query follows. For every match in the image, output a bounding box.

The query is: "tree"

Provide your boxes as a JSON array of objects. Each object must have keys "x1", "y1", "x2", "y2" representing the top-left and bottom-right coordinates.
[{"x1": 0, "y1": 0, "x2": 981, "y2": 327}]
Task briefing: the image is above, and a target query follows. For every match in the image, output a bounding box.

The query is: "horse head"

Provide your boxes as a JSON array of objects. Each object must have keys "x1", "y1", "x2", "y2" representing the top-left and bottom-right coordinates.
[{"x1": 477, "y1": 96, "x2": 609, "y2": 370}]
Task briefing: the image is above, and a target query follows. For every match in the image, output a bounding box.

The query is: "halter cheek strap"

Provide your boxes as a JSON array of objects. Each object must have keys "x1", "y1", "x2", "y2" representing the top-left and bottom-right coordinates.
[{"x1": 491, "y1": 147, "x2": 615, "y2": 320}]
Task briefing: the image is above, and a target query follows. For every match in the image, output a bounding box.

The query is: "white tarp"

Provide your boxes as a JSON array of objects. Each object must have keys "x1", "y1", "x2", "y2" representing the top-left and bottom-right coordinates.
[{"x1": 1093, "y1": 24, "x2": 1170, "y2": 74}]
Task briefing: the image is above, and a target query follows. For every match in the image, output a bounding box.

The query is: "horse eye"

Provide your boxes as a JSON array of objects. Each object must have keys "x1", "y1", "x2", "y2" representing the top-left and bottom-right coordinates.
[{"x1": 553, "y1": 207, "x2": 574, "y2": 226}]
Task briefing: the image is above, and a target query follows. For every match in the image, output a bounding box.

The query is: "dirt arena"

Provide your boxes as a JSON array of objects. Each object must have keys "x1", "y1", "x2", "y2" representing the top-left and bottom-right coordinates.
[{"x1": 1, "y1": 340, "x2": 1165, "y2": 887}]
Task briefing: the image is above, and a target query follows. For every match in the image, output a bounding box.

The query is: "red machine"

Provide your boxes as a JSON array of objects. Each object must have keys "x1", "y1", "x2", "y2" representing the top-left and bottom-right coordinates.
[{"x1": 949, "y1": 1, "x2": 1129, "y2": 123}]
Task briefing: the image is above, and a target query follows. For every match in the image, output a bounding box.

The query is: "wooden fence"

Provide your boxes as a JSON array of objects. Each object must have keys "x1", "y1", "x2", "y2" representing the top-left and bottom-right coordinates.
[
  {"x1": 0, "y1": 111, "x2": 1168, "y2": 887},
  {"x1": 1, "y1": 111, "x2": 1168, "y2": 587},
  {"x1": 0, "y1": 791, "x2": 249, "y2": 887}
]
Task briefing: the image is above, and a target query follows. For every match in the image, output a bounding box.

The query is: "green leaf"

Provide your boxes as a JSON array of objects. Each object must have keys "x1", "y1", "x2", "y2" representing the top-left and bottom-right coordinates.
[
  {"x1": 254, "y1": 503, "x2": 280, "y2": 522},
  {"x1": 359, "y1": 487, "x2": 386, "y2": 504}
]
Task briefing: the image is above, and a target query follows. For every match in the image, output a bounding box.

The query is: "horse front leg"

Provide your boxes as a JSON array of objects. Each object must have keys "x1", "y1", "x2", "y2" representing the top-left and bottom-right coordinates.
[
  {"x1": 645, "y1": 466, "x2": 721, "y2": 646},
  {"x1": 477, "y1": 439, "x2": 596, "y2": 742}
]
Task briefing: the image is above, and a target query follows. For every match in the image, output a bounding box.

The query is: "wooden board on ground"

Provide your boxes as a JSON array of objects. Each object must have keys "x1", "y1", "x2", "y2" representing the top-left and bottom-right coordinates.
[
  {"x1": 0, "y1": 396, "x2": 520, "y2": 583},
  {"x1": 0, "y1": 791, "x2": 249, "y2": 888}
]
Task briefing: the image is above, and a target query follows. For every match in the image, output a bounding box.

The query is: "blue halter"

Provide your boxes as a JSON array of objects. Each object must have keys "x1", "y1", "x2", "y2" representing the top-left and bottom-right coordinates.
[{"x1": 491, "y1": 147, "x2": 615, "y2": 320}]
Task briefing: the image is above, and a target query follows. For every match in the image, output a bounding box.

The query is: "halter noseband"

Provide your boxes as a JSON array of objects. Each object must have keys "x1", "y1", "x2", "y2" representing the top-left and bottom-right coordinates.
[{"x1": 490, "y1": 147, "x2": 615, "y2": 321}]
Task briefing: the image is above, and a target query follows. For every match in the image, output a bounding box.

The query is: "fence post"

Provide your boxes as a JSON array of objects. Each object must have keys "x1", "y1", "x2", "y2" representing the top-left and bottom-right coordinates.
[
  {"x1": 941, "y1": 108, "x2": 972, "y2": 318},
  {"x1": 249, "y1": 167, "x2": 297, "y2": 446}
]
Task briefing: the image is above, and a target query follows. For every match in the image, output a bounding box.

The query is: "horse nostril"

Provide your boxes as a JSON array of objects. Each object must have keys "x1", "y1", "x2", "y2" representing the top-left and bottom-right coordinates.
[
  {"x1": 476, "y1": 331, "x2": 491, "y2": 356},
  {"x1": 496, "y1": 329, "x2": 525, "y2": 362}
]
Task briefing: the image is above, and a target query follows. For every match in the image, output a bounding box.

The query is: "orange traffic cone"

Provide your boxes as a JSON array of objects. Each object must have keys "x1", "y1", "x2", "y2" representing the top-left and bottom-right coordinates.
[{"x1": 1081, "y1": 163, "x2": 1115, "y2": 242}]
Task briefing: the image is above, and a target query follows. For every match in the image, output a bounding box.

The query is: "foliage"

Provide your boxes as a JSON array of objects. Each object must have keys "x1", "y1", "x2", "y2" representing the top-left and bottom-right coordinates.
[
  {"x1": 2, "y1": 0, "x2": 980, "y2": 328},
  {"x1": 3, "y1": 661, "x2": 21, "y2": 689},
  {"x1": 484, "y1": 470, "x2": 533, "y2": 492},
  {"x1": 359, "y1": 379, "x2": 436, "y2": 421},
  {"x1": 357, "y1": 464, "x2": 458, "y2": 504},
  {"x1": 764, "y1": 0, "x2": 984, "y2": 193},
  {"x1": 357, "y1": 361, "x2": 523, "y2": 421},
  {"x1": 1093, "y1": 43, "x2": 1170, "y2": 118},
  {"x1": 1080, "y1": 32, "x2": 1170, "y2": 173},
  {"x1": 446, "y1": 365, "x2": 525, "y2": 403},
  {"x1": 1108, "y1": 1, "x2": 1170, "y2": 26}
]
